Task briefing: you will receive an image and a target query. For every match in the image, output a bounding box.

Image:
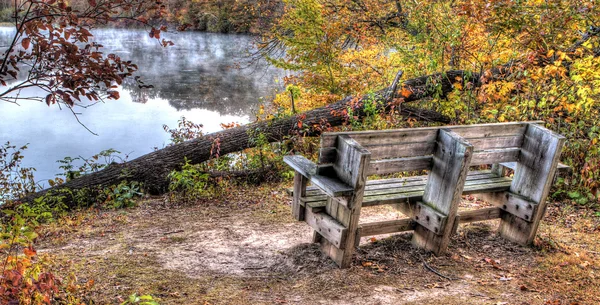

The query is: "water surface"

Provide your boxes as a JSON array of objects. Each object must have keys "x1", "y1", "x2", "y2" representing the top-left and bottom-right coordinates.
[{"x1": 0, "y1": 28, "x2": 287, "y2": 185}]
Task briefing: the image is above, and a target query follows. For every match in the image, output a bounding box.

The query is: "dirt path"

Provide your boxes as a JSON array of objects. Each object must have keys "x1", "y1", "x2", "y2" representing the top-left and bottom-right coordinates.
[{"x1": 39, "y1": 186, "x2": 600, "y2": 304}]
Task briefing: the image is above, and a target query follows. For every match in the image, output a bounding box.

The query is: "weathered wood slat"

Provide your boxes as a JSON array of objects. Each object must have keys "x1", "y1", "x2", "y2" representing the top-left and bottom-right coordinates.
[
  {"x1": 292, "y1": 173, "x2": 308, "y2": 221},
  {"x1": 499, "y1": 124, "x2": 566, "y2": 245},
  {"x1": 288, "y1": 170, "x2": 495, "y2": 196},
  {"x1": 358, "y1": 218, "x2": 416, "y2": 237},
  {"x1": 320, "y1": 121, "x2": 541, "y2": 148},
  {"x1": 470, "y1": 147, "x2": 521, "y2": 165},
  {"x1": 301, "y1": 180, "x2": 514, "y2": 211},
  {"x1": 334, "y1": 135, "x2": 372, "y2": 188},
  {"x1": 320, "y1": 134, "x2": 524, "y2": 162},
  {"x1": 283, "y1": 155, "x2": 354, "y2": 197},
  {"x1": 368, "y1": 156, "x2": 433, "y2": 175},
  {"x1": 457, "y1": 207, "x2": 502, "y2": 224},
  {"x1": 301, "y1": 176, "x2": 512, "y2": 203},
  {"x1": 413, "y1": 202, "x2": 447, "y2": 235},
  {"x1": 367, "y1": 147, "x2": 521, "y2": 175},
  {"x1": 413, "y1": 129, "x2": 473, "y2": 254},
  {"x1": 305, "y1": 208, "x2": 348, "y2": 250},
  {"x1": 498, "y1": 161, "x2": 571, "y2": 174}
]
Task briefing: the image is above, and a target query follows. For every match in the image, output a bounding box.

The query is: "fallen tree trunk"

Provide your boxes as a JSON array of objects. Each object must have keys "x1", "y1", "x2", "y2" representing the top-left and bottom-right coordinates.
[
  {"x1": 17, "y1": 27, "x2": 600, "y2": 206},
  {"x1": 20, "y1": 70, "x2": 482, "y2": 204}
]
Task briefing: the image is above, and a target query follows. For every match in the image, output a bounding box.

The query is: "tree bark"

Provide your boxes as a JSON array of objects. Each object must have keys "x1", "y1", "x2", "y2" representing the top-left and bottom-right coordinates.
[{"x1": 20, "y1": 70, "x2": 481, "y2": 205}]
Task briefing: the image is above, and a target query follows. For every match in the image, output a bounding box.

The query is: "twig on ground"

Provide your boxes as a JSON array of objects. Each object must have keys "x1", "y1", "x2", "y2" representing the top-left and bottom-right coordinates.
[
  {"x1": 163, "y1": 229, "x2": 184, "y2": 235},
  {"x1": 419, "y1": 253, "x2": 456, "y2": 281}
]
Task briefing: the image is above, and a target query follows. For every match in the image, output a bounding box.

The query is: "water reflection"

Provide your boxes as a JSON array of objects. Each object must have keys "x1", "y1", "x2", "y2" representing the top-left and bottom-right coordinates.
[{"x1": 0, "y1": 28, "x2": 287, "y2": 184}]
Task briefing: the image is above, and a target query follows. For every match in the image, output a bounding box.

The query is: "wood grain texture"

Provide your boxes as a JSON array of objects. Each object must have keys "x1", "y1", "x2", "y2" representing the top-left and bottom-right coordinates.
[
  {"x1": 292, "y1": 172, "x2": 308, "y2": 221},
  {"x1": 283, "y1": 155, "x2": 354, "y2": 197},
  {"x1": 320, "y1": 121, "x2": 541, "y2": 148},
  {"x1": 499, "y1": 124, "x2": 566, "y2": 245},
  {"x1": 412, "y1": 129, "x2": 474, "y2": 255},
  {"x1": 318, "y1": 135, "x2": 372, "y2": 268},
  {"x1": 457, "y1": 207, "x2": 502, "y2": 224},
  {"x1": 359, "y1": 218, "x2": 416, "y2": 237},
  {"x1": 305, "y1": 208, "x2": 348, "y2": 249}
]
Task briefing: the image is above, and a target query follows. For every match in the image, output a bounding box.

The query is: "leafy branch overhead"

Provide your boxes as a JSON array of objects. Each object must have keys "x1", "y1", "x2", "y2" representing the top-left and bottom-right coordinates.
[{"x1": 0, "y1": 0, "x2": 170, "y2": 107}]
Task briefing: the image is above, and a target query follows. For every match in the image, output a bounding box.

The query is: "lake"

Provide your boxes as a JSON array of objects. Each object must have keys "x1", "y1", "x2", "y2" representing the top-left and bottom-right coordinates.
[{"x1": 0, "y1": 28, "x2": 288, "y2": 186}]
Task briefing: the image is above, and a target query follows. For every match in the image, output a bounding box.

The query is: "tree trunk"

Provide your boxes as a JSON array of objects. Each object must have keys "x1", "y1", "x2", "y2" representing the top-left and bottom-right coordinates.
[{"x1": 20, "y1": 70, "x2": 480, "y2": 205}]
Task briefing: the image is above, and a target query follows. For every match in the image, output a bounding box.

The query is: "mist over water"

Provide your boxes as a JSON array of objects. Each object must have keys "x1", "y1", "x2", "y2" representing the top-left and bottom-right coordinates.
[{"x1": 0, "y1": 27, "x2": 287, "y2": 185}]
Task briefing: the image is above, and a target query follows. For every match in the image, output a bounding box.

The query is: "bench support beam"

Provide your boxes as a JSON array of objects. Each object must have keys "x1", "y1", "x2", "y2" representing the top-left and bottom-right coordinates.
[
  {"x1": 412, "y1": 129, "x2": 473, "y2": 255},
  {"x1": 498, "y1": 124, "x2": 565, "y2": 245},
  {"x1": 316, "y1": 135, "x2": 371, "y2": 268}
]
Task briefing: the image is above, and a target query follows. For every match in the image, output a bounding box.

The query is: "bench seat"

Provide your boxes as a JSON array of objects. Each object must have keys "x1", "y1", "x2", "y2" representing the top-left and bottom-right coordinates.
[{"x1": 297, "y1": 170, "x2": 512, "y2": 209}]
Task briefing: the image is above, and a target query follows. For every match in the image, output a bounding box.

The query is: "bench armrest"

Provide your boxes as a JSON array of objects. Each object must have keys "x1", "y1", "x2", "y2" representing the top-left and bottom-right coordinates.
[{"x1": 284, "y1": 155, "x2": 354, "y2": 197}]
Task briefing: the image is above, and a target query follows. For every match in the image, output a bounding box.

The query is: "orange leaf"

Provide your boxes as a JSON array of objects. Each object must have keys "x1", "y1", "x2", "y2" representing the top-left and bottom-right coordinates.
[
  {"x1": 23, "y1": 245, "x2": 36, "y2": 257},
  {"x1": 297, "y1": 121, "x2": 302, "y2": 128},
  {"x1": 400, "y1": 87, "x2": 412, "y2": 98},
  {"x1": 21, "y1": 37, "x2": 30, "y2": 49}
]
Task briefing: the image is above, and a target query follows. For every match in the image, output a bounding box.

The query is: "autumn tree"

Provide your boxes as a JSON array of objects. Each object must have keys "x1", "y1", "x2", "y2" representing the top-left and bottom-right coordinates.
[
  {"x1": 0, "y1": 0, "x2": 169, "y2": 116},
  {"x1": 262, "y1": 0, "x2": 600, "y2": 200}
]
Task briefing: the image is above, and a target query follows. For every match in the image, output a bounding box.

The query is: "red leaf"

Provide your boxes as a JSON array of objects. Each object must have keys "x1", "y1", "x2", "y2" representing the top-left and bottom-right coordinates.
[
  {"x1": 45, "y1": 94, "x2": 53, "y2": 106},
  {"x1": 88, "y1": 0, "x2": 96, "y2": 6},
  {"x1": 23, "y1": 245, "x2": 36, "y2": 257},
  {"x1": 21, "y1": 37, "x2": 30, "y2": 49}
]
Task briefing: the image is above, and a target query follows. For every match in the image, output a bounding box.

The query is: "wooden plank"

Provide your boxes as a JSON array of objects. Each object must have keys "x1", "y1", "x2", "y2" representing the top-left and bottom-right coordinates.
[
  {"x1": 457, "y1": 207, "x2": 502, "y2": 224},
  {"x1": 413, "y1": 202, "x2": 447, "y2": 235},
  {"x1": 468, "y1": 135, "x2": 523, "y2": 150},
  {"x1": 283, "y1": 155, "x2": 354, "y2": 197},
  {"x1": 413, "y1": 129, "x2": 474, "y2": 255},
  {"x1": 368, "y1": 156, "x2": 432, "y2": 175},
  {"x1": 292, "y1": 172, "x2": 307, "y2": 221},
  {"x1": 320, "y1": 121, "x2": 541, "y2": 148},
  {"x1": 359, "y1": 218, "x2": 416, "y2": 237},
  {"x1": 305, "y1": 208, "x2": 348, "y2": 249},
  {"x1": 320, "y1": 135, "x2": 524, "y2": 162},
  {"x1": 499, "y1": 161, "x2": 571, "y2": 174},
  {"x1": 364, "y1": 147, "x2": 520, "y2": 175},
  {"x1": 301, "y1": 176, "x2": 512, "y2": 203},
  {"x1": 499, "y1": 124, "x2": 566, "y2": 245},
  {"x1": 291, "y1": 170, "x2": 496, "y2": 196},
  {"x1": 306, "y1": 201, "x2": 326, "y2": 213},
  {"x1": 334, "y1": 135, "x2": 372, "y2": 188},
  {"x1": 470, "y1": 147, "x2": 520, "y2": 165},
  {"x1": 284, "y1": 155, "x2": 317, "y2": 177},
  {"x1": 479, "y1": 192, "x2": 538, "y2": 222},
  {"x1": 303, "y1": 179, "x2": 513, "y2": 209}
]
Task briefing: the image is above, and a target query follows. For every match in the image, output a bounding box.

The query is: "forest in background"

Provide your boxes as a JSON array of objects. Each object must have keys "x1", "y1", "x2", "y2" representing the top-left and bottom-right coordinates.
[{"x1": 0, "y1": 0, "x2": 283, "y2": 33}]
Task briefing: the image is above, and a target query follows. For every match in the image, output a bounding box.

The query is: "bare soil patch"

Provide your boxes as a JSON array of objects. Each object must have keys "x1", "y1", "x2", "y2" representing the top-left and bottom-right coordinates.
[{"x1": 39, "y1": 184, "x2": 600, "y2": 304}]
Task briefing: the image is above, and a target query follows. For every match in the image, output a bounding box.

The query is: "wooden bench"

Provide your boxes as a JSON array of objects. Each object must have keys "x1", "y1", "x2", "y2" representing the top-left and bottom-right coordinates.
[{"x1": 284, "y1": 121, "x2": 568, "y2": 268}]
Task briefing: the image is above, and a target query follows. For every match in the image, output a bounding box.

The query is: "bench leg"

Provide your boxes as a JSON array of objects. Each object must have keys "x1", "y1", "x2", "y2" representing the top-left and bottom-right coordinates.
[
  {"x1": 412, "y1": 129, "x2": 473, "y2": 255},
  {"x1": 292, "y1": 172, "x2": 307, "y2": 221},
  {"x1": 498, "y1": 124, "x2": 565, "y2": 245},
  {"x1": 317, "y1": 197, "x2": 362, "y2": 268}
]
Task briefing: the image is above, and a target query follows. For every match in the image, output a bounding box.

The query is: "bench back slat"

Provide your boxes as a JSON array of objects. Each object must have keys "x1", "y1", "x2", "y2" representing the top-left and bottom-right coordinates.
[
  {"x1": 366, "y1": 146, "x2": 522, "y2": 176},
  {"x1": 319, "y1": 121, "x2": 541, "y2": 173},
  {"x1": 333, "y1": 135, "x2": 372, "y2": 188},
  {"x1": 320, "y1": 121, "x2": 540, "y2": 149}
]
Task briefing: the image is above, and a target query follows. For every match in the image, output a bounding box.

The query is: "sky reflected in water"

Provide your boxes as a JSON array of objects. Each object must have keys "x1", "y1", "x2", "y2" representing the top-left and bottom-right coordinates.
[{"x1": 0, "y1": 27, "x2": 288, "y2": 185}]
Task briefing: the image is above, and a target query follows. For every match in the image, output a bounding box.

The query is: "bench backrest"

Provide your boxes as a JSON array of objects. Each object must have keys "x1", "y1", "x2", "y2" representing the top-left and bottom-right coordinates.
[
  {"x1": 332, "y1": 135, "x2": 371, "y2": 188},
  {"x1": 319, "y1": 121, "x2": 543, "y2": 176}
]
